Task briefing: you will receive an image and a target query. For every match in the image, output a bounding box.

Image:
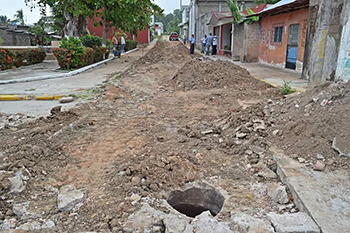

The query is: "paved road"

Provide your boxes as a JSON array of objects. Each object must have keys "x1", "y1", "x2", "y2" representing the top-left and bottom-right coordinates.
[{"x1": 0, "y1": 43, "x2": 155, "y2": 116}]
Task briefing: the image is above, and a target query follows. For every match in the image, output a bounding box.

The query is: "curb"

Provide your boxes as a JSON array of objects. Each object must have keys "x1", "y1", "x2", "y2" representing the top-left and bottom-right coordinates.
[
  {"x1": 0, "y1": 48, "x2": 139, "y2": 85},
  {"x1": 0, "y1": 94, "x2": 65, "y2": 101}
]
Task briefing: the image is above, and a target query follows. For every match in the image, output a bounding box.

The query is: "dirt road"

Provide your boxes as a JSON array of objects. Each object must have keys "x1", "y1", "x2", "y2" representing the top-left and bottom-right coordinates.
[{"x1": 0, "y1": 41, "x2": 348, "y2": 232}]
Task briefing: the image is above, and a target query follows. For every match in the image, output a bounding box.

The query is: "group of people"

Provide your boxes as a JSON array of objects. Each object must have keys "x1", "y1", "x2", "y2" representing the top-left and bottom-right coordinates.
[
  {"x1": 188, "y1": 33, "x2": 218, "y2": 55},
  {"x1": 111, "y1": 33, "x2": 126, "y2": 57}
]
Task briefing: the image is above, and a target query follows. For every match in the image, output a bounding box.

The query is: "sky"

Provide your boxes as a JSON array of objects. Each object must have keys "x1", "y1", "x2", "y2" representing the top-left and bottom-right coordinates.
[{"x1": 0, "y1": 0, "x2": 186, "y2": 25}]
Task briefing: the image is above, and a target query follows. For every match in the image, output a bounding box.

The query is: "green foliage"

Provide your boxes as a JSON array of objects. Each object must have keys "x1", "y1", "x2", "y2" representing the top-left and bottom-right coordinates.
[
  {"x1": 244, "y1": 7, "x2": 259, "y2": 24},
  {"x1": 14, "y1": 9, "x2": 24, "y2": 26},
  {"x1": 0, "y1": 48, "x2": 46, "y2": 70},
  {"x1": 81, "y1": 35, "x2": 102, "y2": 48},
  {"x1": 156, "y1": 9, "x2": 181, "y2": 33},
  {"x1": 254, "y1": 0, "x2": 280, "y2": 5},
  {"x1": 281, "y1": 81, "x2": 295, "y2": 95},
  {"x1": 0, "y1": 15, "x2": 10, "y2": 24},
  {"x1": 0, "y1": 37, "x2": 2, "y2": 46},
  {"x1": 227, "y1": 0, "x2": 242, "y2": 23},
  {"x1": 92, "y1": 47, "x2": 107, "y2": 63},
  {"x1": 28, "y1": 25, "x2": 47, "y2": 36},
  {"x1": 125, "y1": 40, "x2": 138, "y2": 52}
]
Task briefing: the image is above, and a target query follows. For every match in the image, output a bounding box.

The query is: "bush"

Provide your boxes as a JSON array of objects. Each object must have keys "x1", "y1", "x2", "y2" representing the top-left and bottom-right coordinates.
[
  {"x1": 0, "y1": 49, "x2": 13, "y2": 70},
  {"x1": 81, "y1": 35, "x2": 102, "y2": 48},
  {"x1": 0, "y1": 37, "x2": 3, "y2": 46},
  {"x1": 93, "y1": 47, "x2": 107, "y2": 63},
  {"x1": 0, "y1": 48, "x2": 46, "y2": 71},
  {"x1": 53, "y1": 47, "x2": 94, "y2": 70},
  {"x1": 125, "y1": 40, "x2": 138, "y2": 52},
  {"x1": 281, "y1": 80, "x2": 295, "y2": 95}
]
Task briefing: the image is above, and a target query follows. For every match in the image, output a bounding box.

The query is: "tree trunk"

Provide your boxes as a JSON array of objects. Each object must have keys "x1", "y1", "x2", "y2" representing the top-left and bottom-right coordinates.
[
  {"x1": 102, "y1": 21, "x2": 110, "y2": 47},
  {"x1": 63, "y1": 7, "x2": 79, "y2": 37},
  {"x1": 77, "y1": 15, "x2": 88, "y2": 37}
]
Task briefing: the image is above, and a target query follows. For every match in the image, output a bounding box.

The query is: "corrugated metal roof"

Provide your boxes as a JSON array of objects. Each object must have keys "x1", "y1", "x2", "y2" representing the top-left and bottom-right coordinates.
[{"x1": 260, "y1": 0, "x2": 297, "y2": 13}]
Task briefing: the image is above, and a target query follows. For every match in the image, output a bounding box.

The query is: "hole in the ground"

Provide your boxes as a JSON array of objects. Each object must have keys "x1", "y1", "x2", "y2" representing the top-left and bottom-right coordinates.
[{"x1": 167, "y1": 186, "x2": 225, "y2": 218}]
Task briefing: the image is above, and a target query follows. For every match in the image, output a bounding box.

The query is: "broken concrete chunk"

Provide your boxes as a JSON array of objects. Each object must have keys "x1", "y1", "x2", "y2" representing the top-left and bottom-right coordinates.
[
  {"x1": 16, "y1": 221, "x2": 41, "y2": 231},
  {"x1": 57, "y1": 185, "x2": 87, "y2": 211},
  {"x1": 59, "y1": 96, "x2": 74, "y2": 103},
  {"x1": 8, "y1": 169, "x2": 29, "y2": 195},
  {"x1": 313, "y1": 161, "x2": 325, "y2": 171},
  {"x1": 13, "y1": 202, "x2": 39, "y2": 220},
  {"x1": 231, "y1": 212, "x2": 274, "y2": 233},
  {"x1": 201, "y1": 129, "x2": 213, "y2": 135},
  {"x1": 332, "y1": 137, "x2": 350, "y2": 158},
  {"x1": 191, "y1": 211, "x2": 232, "y2": 233},
  {"x1": 267, "y1": 212, "x2": 320, "y2": 233},
  {"x1": 236, "y1": 132, "x2": 247, "y2": 139},
  {"x1": 297, "y1": 157, "x2": 306, "y2": 163},
  {"x1": 0, "y1": 218, "x2": 17, "y2": 230},
  {"x1": 249, "y1": 145, "x2": 265, "y2": 155},
  {"x1": 267, "y1": 183, "x2": 289, "y2": 204}
]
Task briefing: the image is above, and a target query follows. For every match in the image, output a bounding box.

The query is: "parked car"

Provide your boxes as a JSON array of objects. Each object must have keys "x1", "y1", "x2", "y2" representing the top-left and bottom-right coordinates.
[{"x1": 169, "y1": 32, "x2": 179, "y2": 41}]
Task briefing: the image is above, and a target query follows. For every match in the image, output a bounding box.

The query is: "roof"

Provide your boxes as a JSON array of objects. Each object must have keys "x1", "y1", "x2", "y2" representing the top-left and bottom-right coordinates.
[
  {"x1": 240, "y1": 3, "x2": 267, "y2": 16},
  {"x1": 208, "y1": 4, "x2": 267, "y2": 26},
  {"x1": 250, "y1": 0, "x2": 309, "y2": 17}
]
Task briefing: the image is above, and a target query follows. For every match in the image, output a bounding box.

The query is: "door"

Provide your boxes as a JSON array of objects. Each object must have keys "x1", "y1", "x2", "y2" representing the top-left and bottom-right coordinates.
[{"x1": 286, "y1": 24, "x2": 300, "y2": 70}]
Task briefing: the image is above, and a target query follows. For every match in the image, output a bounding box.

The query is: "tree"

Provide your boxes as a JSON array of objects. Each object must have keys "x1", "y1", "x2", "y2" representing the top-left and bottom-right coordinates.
[
  {"x1": 14, "y1": 9, "x2": 25, "y2": 26},
  {"x1": 91, "y1": 0, "x2": 163, "y2": 45},
  {"x1": 0, "y1": 15, "x2": 11, "y2": 24},
  {"x1": 254, "y1": 0, "x2": 279, "y2": 5},
  {"x1": 227, "y1": 0, "x2": 241, "y2": 23},
  {"x1": 25, "y1": 0, "x2": 94, "y2": 37}
]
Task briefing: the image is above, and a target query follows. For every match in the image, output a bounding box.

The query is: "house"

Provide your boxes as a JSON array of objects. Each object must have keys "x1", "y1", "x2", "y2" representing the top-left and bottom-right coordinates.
[
  {"x1": 207, "y1": 4, "x2": 266, "y2": 61},
  {"x1": 179, "y1": 4, "x2": 190, "y2": 40},
  {"x1": 154, "y1": 22, "x2": 164, "y2": 36},
  {"x1": 188, "y1": 0, "x2": 255, "y2": 47},
  {"x1": 87, "y1": 18, "x2": 152, "y2": 44},
  {"x1": 254, "y1": 0, "x2": 309, "y2": 71}
]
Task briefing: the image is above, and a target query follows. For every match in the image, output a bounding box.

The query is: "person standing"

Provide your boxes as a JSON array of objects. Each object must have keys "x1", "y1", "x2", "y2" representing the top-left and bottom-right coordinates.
[
  {"x1": 190, "y1": 34, "x2": 195, "y2": 54},
  {"x1": 121, "y1": 34, "x2": 126, "y2": 53},
  {"x1": 212, "y1": 34, "x2": 218, "y2": 55},
  {"x1": 201, "y1": 35, "x2": 207, "y2": 54},
  {"x1": 206, "y1": 33, "x2": 213, "y2": 56}
]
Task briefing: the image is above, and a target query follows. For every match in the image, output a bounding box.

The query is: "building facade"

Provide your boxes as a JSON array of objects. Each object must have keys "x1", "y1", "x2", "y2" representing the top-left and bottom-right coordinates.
[
  {"x1": 189, "y1": 0, "x2": 255, "y2": 47},
  {"x1": 257, "y1": 0, "x2": 309, "y2": 71}
]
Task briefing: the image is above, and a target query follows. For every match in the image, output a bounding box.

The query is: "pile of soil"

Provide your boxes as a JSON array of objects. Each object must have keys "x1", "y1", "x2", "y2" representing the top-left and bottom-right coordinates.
[
  {"x1": 170, "y1": 60, "x2": 271, "y2": 91},
  {"x1": 268, "y1": 81, "x2": 350, "y2": 170},
  {"x1": 216, "y1": 81, "x2": 350, "y2": 170}
]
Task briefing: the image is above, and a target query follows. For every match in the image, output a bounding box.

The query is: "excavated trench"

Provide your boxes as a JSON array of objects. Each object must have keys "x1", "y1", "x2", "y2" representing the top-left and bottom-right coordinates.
[{"x1": 167, "y1": 186, "x2": 225, "y2": 218}]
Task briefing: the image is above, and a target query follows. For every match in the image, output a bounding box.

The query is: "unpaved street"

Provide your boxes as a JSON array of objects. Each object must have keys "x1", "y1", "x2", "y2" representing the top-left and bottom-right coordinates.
[{"x1": 0, "y1": 41, "x2": 349, "y2": 232}]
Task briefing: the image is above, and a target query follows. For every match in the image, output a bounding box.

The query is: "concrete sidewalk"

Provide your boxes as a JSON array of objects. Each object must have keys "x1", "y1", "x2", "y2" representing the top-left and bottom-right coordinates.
[
  {"x1": 271, "y1": 147, "x2": 350, "y2": 233},
  {"x1": 0, "y1": 41, "x2": 156, "y2": 116}
]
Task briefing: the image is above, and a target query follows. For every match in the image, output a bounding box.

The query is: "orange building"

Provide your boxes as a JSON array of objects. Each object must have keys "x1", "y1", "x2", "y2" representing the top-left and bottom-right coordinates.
[{"x1": 257, "y1": 0, "x2": 309, "y2": 71}]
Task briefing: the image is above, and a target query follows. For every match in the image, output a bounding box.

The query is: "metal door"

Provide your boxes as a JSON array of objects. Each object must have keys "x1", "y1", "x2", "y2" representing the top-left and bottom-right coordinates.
[{"x1": 286, "y1": 24, "x2": 300, "y2": 70}]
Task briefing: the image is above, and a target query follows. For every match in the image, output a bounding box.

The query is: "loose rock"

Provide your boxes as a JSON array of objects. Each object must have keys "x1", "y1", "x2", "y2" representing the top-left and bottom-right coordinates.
[
  {"x1": 267, "y1": 212, "x2": 320, "y2": 233},
  {"x1": 57, "y1": 185, "x2": 87, "y2": 211}
]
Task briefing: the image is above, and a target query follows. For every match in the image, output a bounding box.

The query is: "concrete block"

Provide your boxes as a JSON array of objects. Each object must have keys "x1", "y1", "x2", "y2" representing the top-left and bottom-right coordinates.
[{"x1": 267, "y1": 212, "x2": 320, "y2": 233}]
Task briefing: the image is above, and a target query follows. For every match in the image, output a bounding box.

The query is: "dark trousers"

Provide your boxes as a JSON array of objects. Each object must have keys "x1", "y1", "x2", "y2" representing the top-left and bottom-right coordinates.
[
  {"x1": 212, "y1": 45, "x2": 217, "y2": 55},
  {"x1": 190, "y1": 43, "x2": 195, "y2": 54}
]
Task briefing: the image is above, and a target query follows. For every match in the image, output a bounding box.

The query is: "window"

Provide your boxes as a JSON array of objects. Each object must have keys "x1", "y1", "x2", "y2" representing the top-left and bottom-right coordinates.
[{"x1": 274, "y1": 26, "x2": 283, "y2": 43}]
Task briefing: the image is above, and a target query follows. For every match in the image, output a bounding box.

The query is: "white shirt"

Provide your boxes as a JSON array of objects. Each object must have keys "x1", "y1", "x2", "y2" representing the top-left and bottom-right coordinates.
[
  {"x1": 121, "y1": 36, "x2": 126, "y2": 45},
  {"x1": 201, "y1": 37, "x2": 206, "y2": 44},
  {"x1": 213, "y1": 36, "x2": 218, "y2": 46}
]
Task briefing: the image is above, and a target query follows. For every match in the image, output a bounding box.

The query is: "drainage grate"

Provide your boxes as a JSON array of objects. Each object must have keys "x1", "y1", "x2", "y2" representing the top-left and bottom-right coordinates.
[{"x1": 167, "y1": 186, "x2": 225, "y2": 218}]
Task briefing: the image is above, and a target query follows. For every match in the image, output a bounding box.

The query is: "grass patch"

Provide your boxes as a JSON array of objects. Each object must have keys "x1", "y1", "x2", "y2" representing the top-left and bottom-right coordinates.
[
  {"x1": 281, "y1": 80, "x2": 295, "y2": 95},
  {"x1": 69, "y1": 88, "x2": 100, "y2": 100}
]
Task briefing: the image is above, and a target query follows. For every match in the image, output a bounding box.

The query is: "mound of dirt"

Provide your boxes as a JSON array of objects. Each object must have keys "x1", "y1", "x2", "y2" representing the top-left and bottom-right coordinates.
[
  {"x1": 137, "y1": 41, "x2": 197, "y2": 66},
  {"x1": 170, "y1": 59, "x2": 272, "y2": 91},
  {"x1": 217, "y1": 81, "x2": 350, "y2": 171},
  {"x1": 268, "y1": 81, "x2": 350, "y2": 170}
]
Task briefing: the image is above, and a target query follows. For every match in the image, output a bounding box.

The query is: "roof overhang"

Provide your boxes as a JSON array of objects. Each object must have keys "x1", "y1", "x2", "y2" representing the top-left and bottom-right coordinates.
[{"x1": 249, "y1": 0, "x2": 309, "y2": 17}]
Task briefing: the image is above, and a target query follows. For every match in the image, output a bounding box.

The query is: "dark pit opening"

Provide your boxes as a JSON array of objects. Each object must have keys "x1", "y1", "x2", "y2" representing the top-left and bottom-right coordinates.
[{"x1": 167, "y1": 186, "x2": 225, "y2": 218}]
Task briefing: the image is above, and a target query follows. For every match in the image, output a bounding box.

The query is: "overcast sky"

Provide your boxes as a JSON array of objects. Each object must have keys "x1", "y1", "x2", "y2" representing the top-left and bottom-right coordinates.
[{"x1": 0, "y1": 0, "x2": 186, "y2": 25}]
